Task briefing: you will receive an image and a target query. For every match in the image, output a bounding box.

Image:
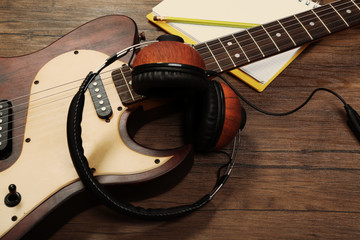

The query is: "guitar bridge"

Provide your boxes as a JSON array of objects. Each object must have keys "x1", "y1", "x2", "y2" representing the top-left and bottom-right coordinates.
[{"x1": 0, "y1": 100, "x2": 12, "y2": 160}]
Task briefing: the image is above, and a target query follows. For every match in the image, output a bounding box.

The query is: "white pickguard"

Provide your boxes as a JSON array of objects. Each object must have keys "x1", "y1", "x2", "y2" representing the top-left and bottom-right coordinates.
[{"x1": 0, "y1": 50, "x2": 174, "y2": 238}]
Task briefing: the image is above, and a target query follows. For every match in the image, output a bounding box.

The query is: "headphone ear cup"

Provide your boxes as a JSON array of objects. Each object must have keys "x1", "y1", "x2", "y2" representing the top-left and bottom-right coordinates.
[
  {"x1": 185, "y1": 80, "x2": 245, "y2": 152},
  {"x1": 184, "y1": 81, "x2": 225, "y2": 152},
  {"x1": 132, "y1": 64, "x2": 208, "y2": 97}
]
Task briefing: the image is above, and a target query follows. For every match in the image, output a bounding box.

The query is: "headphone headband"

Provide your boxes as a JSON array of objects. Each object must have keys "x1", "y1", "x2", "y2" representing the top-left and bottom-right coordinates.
[
  {"x1": 132, "y1": 62, "x2": 207, "y2": 78},
  {"x1": 66, "y1": 71, "x2": 240, "y2": 220}
]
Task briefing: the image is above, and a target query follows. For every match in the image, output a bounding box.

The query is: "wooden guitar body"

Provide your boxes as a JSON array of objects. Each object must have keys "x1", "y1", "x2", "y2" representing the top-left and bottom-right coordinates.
[{"x1": 0, "y1": 15, "x2": 193, "y2": 239}]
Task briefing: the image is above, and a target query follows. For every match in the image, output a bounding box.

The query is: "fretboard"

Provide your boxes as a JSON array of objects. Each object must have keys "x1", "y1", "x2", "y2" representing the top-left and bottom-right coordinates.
[
  {"x1": 194, "y1": 0, "x2": 360, "y2": 73},
  {"x1": 112, "y1": 0, "x2": 360, "y2": 105},
  {"x1": 112, "y1": 65, "x2": 144, "y2": 105}
]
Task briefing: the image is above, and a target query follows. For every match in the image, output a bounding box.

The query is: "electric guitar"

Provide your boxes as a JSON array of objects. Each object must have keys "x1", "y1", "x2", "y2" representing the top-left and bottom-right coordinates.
[{"x1": 1, "y1": 0, "x2": 359, "y2": 238}]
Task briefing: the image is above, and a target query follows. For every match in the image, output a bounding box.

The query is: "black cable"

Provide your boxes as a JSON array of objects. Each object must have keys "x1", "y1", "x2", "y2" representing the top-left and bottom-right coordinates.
[
  {"x1": 206, "y1": 70, "x2": 347, "y2": 116},
  {"x1": 213, "y1": 150, "x2": 232, "y2": 181},
  {"x1": 206, "y1": 70, "x2": 360, "y2": 142}
]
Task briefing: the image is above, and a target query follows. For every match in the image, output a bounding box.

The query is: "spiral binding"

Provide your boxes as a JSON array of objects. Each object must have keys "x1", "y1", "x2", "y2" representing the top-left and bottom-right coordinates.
[{"x1": 298, "y1": 0, "x2": 322, "y2": 8}]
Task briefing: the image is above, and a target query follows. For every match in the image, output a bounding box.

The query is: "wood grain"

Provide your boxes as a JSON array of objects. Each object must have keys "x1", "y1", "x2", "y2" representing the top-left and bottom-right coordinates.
[
  {"x1": 133, "y1": 41, "x2": 206, "y2": 69},
  {"x1": 1, "y1": 0, "x2": 360, "y2": 239}
]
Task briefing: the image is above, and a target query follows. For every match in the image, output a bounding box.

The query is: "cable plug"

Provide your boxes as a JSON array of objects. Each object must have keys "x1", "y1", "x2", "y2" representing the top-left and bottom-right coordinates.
[{"x1": 345, "y1": 104, "x2": 360, "y2": 142}]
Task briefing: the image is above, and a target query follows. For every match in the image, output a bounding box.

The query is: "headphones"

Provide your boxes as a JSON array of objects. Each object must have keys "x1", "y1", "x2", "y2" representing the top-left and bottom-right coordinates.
[
  {"x1": 66, "y1": 35, "x2": 246, "y2": 220},
  {"x1": 67, "y1": 34, "x2": 360, "y2": 220},
  {"x1": 131, "y1": 35, "x2": 246, "y2": 152}
]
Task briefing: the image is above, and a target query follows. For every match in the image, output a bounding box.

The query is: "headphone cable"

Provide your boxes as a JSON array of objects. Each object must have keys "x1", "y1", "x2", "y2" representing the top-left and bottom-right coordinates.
[{"x1": 206, "y1": 70, "x2": 360, "y2": 142}]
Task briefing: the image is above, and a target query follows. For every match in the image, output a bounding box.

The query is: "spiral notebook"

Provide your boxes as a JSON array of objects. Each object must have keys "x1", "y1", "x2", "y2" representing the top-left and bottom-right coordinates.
[{"x1": 148, "y1": 0, "x2": 320, "y2": 92}]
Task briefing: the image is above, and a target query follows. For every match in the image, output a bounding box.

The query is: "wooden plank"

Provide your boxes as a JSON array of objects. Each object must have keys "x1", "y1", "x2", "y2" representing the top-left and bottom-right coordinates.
[{"x1": 0, "y1": 0, "x2": 360, "y2": 239}]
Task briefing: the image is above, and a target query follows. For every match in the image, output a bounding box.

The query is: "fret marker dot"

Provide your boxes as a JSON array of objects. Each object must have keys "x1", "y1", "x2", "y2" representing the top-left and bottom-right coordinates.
[
  {"x1": 309, "y1": 21, "x2": 315, "y2": 26},
  {"x1": 235, "y1": 53, "x2": 240, "y2": 58},
  {"x1": 276, "y1": 33, "x2": 281, "y2": 37},
  {"x1": 346, "y1": 9, "x2": 351, "y2": 14},
  {"x1": 227, "y1": 42, "x2": 233, "y2": 46}
]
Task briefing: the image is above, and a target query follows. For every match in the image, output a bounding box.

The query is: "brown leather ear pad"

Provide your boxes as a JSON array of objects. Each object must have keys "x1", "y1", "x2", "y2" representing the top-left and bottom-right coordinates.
[{"x1": 131, "y1": 63, "x2": 208, "y2": 97}]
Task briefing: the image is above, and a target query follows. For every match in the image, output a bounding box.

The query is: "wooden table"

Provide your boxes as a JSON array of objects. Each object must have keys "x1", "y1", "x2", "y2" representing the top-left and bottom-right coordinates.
[{"x1": 0, "y1": 0, "x2": 359, "y2": 239}]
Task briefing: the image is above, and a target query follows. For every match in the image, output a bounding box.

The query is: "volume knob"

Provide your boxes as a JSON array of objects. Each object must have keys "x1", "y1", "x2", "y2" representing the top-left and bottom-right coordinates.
[{"x1": 4, "y1": 184, "x2": 21, "y2": 207}]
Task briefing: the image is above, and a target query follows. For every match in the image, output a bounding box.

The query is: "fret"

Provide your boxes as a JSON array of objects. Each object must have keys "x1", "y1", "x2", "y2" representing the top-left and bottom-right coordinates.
[
  {"x1": 263, "y1": 21, "x2": 296, "y2": 51},
  {"x1": 194, "y1": 43, "x2": 221, "y2": 72},
  {"x1": 233, "y1": 30, "x2": 263, "y2": 62},
  {"x1": 246, "y1": 29, "x2": 265, "y2": 57},
  {"x1": 247, "y1": 26, "x2": 280, "y2": 58},
  {"x1": 218, "y1": 38, "x2": 236, "y2": 67},
  {"x1": 111, "y1": 65, "x2": 143, "y2": 105},
  {"x1": 333, "y1": 0, "x2": 360, "y2": 27},
  {"x1": 294, "y1": 15, "x2": 314, "y2": 40},
  {"x1": 313, "y1": 4, "x2": 348, "y2": 33},
  {"x1": 311, "y1": 9, "x2": 331, "y2": 34},
  {"x1": 278, "y1": 16, "x2": 312, "y2": 46},
  {"x1": 232, "y1": 34, "x2": 250, "y2": 63},
  {"x1": 218, "y1": 35, "x2": 249, "y2": 67},
  {"x1": 351, "y1": 0, "x2": 360, "y2": 11},
  {"x1": 261, "y1": 25, "x2": 280, "y2": 52},
  {"x1": 120, "y1": 68, "x2": 135, "y2": 101},
  {"x1": 204, "y1": 41, "x2": 223, "y2": 71},
  {"x1": 295, "y1": 10, "x2": 331, "y2": 39},
  {"x1": 193, "y1": 0, "x2": 360, "y2": 74},
  {"x1": 330, "y1": 3, "x2": 350, "y2": 26},
  {"x1": 276, "y1": 20, "x2": 297, "y2": 46},
  {"x1": 206, "y1": 39, "x2": 241, "y2": 71}
]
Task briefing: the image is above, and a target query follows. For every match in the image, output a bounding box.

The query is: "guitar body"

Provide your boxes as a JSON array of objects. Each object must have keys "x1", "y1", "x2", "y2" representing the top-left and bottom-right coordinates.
[{"x1": 0, "y1": 15, "x2": 193, "y2": 239}]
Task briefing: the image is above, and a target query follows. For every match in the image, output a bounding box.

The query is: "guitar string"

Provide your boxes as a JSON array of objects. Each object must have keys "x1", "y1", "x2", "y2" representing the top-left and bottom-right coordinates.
[
  {"x1": 0, "y1": 64, "x2": 130, "y2": 132},
  {"x1": 0, "y1": 39, "x2": 152, "y2": 115},
  {"x1": 198, "y1": 18, "x2": 352, "y2": 71},
  {"x1": 1, "y1": 1, "x2": 357, "y2": 134},
  {"x1": 198, "y1": 1, "x2": 359, "y2": 66},
  {"x1": 4, "y1": 64, "x2": 177, "y2": 143},
  {"x1": 0, "y1": 1, "x2": 351, "y2": 109},
  {"x1": 0, "y1": 40, "x2": 152, "y2": 113},
  {"x1": 2, "y1": 2, "x2": 357, "y2": 154},
  {"x1": 196, "y1": 1, "x2": 358, "y2": 69},
  {"x1": 195, "y1": 0, "x2": 357, "y2": 56},
  {"x1": 0, "y1": 8, "x2": 352, "y2": 139},
  {"x1": 105, "y1": 1, "x2": 360, "y2": 96},
  {"x1": 116, "y1": 2, "x2": 357, "y2": 102},
  {"x1": 3, "y1": 75, "x2": 132, "y2": 143},
  {"x1": 0, "y1": 18, "x2": 352, "y2": 131},
  {"x1": 195, "y1": 0, "x2": 356, "y2": 65},
  {"x1": 0, "y1": 69, "x2": 116, "y2": 131},
  {"x1": 2, "y1": 59, "x2": 152, "y2": 142},
  {"x1": 1, "y1": 0, "x2": 355, "y2": 111},
  {"x1": 1, "y1": 70, "x2": 132, "y2": 140}
]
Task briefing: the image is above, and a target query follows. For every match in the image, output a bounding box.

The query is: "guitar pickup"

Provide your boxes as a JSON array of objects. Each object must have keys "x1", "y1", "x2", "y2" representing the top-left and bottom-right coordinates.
[
  {"x1": 0, "y1": 100, "x2": 12, "y2": 160},
  {"x1": 88, "y1": 75, "x2": 113, "y2": 119}
]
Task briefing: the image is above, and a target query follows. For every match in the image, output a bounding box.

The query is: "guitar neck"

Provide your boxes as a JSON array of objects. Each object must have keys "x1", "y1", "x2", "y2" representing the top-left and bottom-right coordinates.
[
  {"x1": 194, "y1": 0, "x2": 360, "y2": 73},
  {"x1": 113, "y1": 0, "x2": 360, "y2": 106}
]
